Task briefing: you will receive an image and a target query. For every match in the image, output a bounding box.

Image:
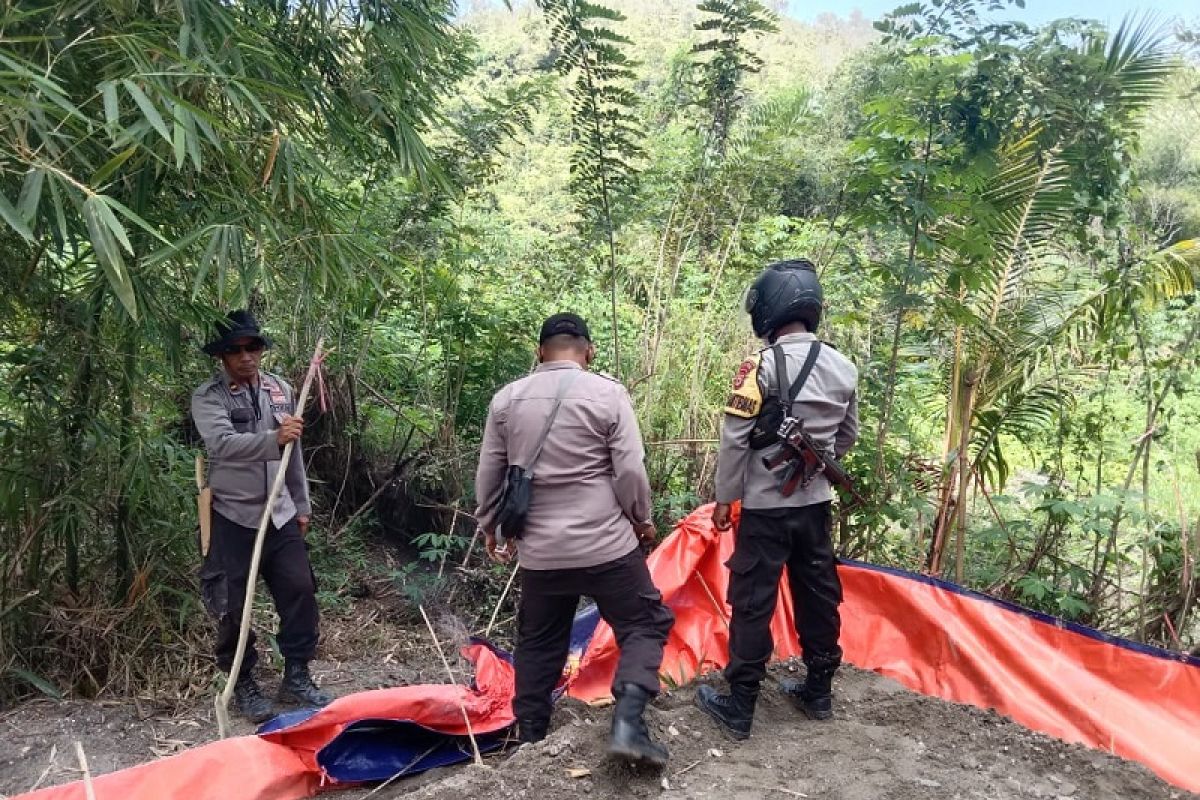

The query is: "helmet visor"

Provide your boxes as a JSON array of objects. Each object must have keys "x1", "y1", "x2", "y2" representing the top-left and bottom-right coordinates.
[{"x1": 743, "y1": 285, "x2": 759, "y2": 315}]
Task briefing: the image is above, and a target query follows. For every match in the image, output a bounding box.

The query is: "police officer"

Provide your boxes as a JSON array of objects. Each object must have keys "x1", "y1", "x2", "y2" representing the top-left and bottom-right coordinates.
[
  {"x1": 475, "y1": 313, "x2": 674, "y2": 765},
  {"x1": 695, "y1": 260, "x2": 859, "y2": 738},
  {"x1": 191, "y1": 310, "x2": 330, "y2": 723}
]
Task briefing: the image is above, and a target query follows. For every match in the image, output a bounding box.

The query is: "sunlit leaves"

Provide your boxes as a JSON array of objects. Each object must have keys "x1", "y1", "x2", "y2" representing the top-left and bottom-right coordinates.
[
  {"x1": 0, "y1": 0, "x2": 465, "y2": 319},
  {"x1": 691, "y1": 0, "x2": 778, "y2": 154},
  {"x1": 535, "y1": 0, "x2": 643, "y2": 234}
]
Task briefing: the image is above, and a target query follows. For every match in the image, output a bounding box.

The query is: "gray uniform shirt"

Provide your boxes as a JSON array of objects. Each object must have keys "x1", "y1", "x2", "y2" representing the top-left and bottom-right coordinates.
[
  {"x1": 715, "y1": 332, "x2": 859, "y2": 510},
  {"x1": 191, "y1": 368, "x2": 311, "y2": 530},
  {"x1": 474, "y1": 361, "x2": 649, "y2": 571}
]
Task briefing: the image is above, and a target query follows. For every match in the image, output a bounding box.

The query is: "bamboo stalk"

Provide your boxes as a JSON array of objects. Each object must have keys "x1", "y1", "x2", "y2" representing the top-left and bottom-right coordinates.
[
  {"x1": 485, "y1": 563, "x2": 519, "y2": 638},
  {"x1": 694, "y1": 572, "x2": 730, "y2": 628},
  {"x1": 418, "y1": 605, "x2": 484, "y2": 766},
  {"x1": 74, "y1": 742, "x2": 96, "y2": 800},
  {"x1": 216, "y1": 337, "x2": 324, "y2": 738},
  {"x1": 954, "y1": 376, "x2": 976, "y2": 584},
  {"x1": 1173, "y1": 460, "x2": 1196, "y2": 637}
]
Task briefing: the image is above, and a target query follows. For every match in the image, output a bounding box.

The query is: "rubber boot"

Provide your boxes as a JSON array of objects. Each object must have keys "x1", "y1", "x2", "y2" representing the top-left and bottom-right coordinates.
[
  {"x1": 608, "y1": 683, "x2": 669, "y2": 766},
  {"x1": 233, "y1": 674, "x2": 276, "y2": 724},
  {"x1": 518, "y1": 718, "x2": 548, "y2": 744},
  {"x1": 278, "y1": 659, "x2": 332, "y2": 707},
  {"x1": 780, "y1": 665, "x2": 835, "y2": 720},
  {"x1": 694, "y1": 682, "x2": 758, "y2": 740}
]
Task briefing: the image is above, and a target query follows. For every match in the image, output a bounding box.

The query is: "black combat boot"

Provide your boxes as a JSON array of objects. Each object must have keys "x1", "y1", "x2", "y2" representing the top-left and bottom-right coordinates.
[
  {"x1": 608, "y1": 683, "x2": 669, "y2": 767},
  {"x1": 694, "y1": 682, "x2": 758, "y2": 740},
  {"x1": 780, "y1": 663, "x2": 836, "y2": 721},
  {"x1": 233, "y1": 674, "x2": 276, "y2": 724},
  {"x1": 517, "y1": 718, "x2": 548, "y2": 744},
  {"x1": 278, "y1": 659, "x2": 332, "y2": 707}
]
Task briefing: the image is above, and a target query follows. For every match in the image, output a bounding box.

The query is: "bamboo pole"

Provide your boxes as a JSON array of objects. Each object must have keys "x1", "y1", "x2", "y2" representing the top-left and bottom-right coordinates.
[
  {"x1": 953, "y1": 376, "x2": 976, "y2": 584},
  {"x1": 74, "y1": 742, "x2": 96, "y2": 800},
  {"x1": 694, "y1": 572, "x2": 730, "y2": 629},
  {"x1": 216, "y1": 337, "x2": 325, "y2": 738},
  {"x1": 485, "y1": 563, "x2": 519, "y2": 638},
  {"x1": 419, "y1": 605, "x2": 484, "y2": 766}
]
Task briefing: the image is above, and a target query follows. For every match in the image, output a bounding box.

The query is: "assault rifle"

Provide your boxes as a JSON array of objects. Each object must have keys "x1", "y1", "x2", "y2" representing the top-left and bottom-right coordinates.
[{"x1": 761, "y1": 416, "x2": 866, "y2": 506}]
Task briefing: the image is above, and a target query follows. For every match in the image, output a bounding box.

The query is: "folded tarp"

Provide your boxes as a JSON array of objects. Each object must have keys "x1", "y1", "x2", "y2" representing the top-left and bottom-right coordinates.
[
  {"x1": 16, "y1": 641, "x2": 515, "y2": 800},
  {"x1": 568, "y1": 503, "x2": 1200, "y2": 793}
]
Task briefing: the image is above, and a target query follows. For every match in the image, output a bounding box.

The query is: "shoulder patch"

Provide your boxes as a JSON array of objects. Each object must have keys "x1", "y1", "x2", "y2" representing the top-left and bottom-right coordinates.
[{"x1": 724, "y1": 354, "x2": 763, "y2": 419}]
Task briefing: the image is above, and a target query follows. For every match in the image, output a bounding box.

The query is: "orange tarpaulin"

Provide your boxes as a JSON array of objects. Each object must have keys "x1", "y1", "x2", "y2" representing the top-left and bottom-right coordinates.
[
  {"x1": 15, "y1": 642, "x2": 515, "y2": 800},
  {"x1": 569, "y1": 503, "x2": 1200, "y2": 793},
  {"x1": 15, "y1": 503, "x2": 1200, "y2": 797}
]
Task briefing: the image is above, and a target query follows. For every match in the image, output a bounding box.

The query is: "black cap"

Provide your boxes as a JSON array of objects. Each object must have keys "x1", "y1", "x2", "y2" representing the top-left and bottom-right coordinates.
[
  {"x1": 538, "y1": 312, "x2": 591, "y2": 344},
  {"x1": 202, "y1": 310, "x2": 273, "y2": 356}
]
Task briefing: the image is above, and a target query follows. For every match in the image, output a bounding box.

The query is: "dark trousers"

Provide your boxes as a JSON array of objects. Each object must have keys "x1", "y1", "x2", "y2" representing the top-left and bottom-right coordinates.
[
  {"x1": 514, "y1": 548, "x2": 674, "y2": 726},
  {"x1": 725, "y1": 502, "x2": 843, "y2": 687},
  {"x1": 200, "y1": 511, "x2": 320, "y2": 677}
]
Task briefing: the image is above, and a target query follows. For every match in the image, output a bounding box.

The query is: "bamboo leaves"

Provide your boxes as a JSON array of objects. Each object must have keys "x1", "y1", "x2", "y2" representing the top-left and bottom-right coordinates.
[
  {"x1": 0, "y1": 190, "x2": 34, "y2": 243},
  {"x1": 0, "y1": 0, "x2": 464, "y2": 323},
  {"x1": 121, "y1": 80, "x2": 173, "y2": 146},
  {"x1": 82, "y1": 195, "x2": 148, "y2": 320}
]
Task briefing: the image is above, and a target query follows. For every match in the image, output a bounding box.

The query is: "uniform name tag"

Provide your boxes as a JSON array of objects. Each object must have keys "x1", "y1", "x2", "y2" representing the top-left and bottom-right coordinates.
[{"x1": 263, "y1": 377, "x2": 291, "y2": 421}]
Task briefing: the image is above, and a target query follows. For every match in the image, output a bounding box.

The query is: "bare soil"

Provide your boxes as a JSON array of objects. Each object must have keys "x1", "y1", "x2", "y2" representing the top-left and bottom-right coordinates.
[
  {"x1": 1, "y1": 605, "x2": 1195, "y2": 800},
  {"x1": 344, "y1": 662, "x2": 1196, "y2": 800}
]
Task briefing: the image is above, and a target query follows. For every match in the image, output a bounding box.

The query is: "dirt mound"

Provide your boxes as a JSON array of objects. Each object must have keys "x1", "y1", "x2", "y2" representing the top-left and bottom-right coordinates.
[
  {"x1": 348, "y1": 663, "x2": 1193, "y2": 800},
  {"x1": 2, "y1": 658, "x2": 1193, "y2": 800}
]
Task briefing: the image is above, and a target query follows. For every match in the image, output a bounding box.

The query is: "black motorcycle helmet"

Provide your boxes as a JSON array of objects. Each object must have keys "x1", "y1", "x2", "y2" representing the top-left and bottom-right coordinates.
[{"x1": 744, "y1": 259, "x2": 823, "y2": 341}]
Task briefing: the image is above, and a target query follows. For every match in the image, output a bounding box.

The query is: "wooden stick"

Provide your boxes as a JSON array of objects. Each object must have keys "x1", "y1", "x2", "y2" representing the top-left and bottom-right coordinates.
[
  {"x1": 694, "y1": 572, "x2": 730, "y2": 629},
  {"x1": 485, "y1": 563, "x2": 519, "y2": 638},
  {"x1": 27, "y1": 743, "x2": 58, "y2": 793},
  {"x1": 418, "y1": 605, "x2": 484, "y2": 766},
  {"x1": 74, "y1": 742, "x2": 96, "y2": 800},
  {"x1": 216, "y1": 337, "x2": 325, "y2": 738},
  {"x1": 437, "y1": 505, "x2": 465, "y2": 580},
  {"x1": 459, "y1": 527, "x2": 481, "y2": 568},
  {"x1": 364, "y1": 742, "x2": 441, "y2": 797}
]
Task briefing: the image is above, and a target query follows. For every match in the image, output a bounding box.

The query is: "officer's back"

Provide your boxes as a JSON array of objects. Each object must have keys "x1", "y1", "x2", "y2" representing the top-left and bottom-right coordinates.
[
  {"x1": 473, "y1": 312, "x2": 671, "y2": 765},
  {"x1": 748, "y1": 332, "x2": 858, "y2": 505},
  {"x1": 480, "y1": 361, "x2": 645, "y2": 570}
]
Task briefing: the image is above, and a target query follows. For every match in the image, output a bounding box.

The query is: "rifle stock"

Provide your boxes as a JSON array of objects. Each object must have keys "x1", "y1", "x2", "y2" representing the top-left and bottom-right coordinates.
[{"x1": 763, "y1": 417, "x2": 866, "y2": 505}]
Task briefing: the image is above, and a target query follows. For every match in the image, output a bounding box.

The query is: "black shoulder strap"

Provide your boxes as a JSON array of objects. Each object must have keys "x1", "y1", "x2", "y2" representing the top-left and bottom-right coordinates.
[
  {"x1": 525, "y1": 368, "x2": 579, "y2": 476},
  {"x1": 789, "y1": 342, "x2": 822, "y2": 403},
  {"x1": 771, "y1": 342, "x2": 822, "y2": 413},
  {"x1": 772, "y1": 344, "x2": 789, "y2": 411}
]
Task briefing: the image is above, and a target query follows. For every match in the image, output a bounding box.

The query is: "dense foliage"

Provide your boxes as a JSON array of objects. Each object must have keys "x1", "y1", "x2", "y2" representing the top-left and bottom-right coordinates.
[{"x1": 1, "y1": 0, "x2": 1198, "y2": 702}]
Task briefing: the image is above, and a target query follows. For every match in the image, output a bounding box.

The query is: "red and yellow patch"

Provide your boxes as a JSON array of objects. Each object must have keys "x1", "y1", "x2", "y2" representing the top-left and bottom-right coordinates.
[
  {"x1": 732, "y1": 358, "x2": 755, "y2": 390},
  {"x1": 724, "y1": 353, "x2": 762, "y2": 419}
]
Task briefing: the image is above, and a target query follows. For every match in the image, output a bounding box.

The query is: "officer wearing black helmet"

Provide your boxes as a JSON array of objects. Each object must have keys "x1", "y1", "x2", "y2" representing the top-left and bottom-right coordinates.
[{"x1": 695, "y1": 259, "x2": 859, "y2": 739}]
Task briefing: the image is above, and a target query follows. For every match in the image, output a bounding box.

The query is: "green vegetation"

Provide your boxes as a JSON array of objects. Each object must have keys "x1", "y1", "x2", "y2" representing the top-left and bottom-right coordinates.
[{"x1": 1, "y1": 0, "x2": 1198, "y2": 702}]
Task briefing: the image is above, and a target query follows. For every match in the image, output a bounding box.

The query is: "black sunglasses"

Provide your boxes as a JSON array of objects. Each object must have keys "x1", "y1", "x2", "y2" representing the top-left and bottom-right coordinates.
[{"x1": 223, "y1": 342, "x2": 265, "y2": 355}]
